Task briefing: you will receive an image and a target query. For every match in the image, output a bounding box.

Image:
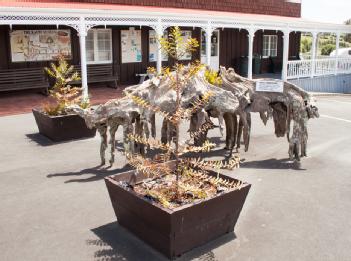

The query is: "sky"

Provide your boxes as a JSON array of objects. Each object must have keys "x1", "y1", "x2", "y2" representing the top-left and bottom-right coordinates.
[{"x1": 301, "y1": 0, "x2": 351, "y2": 24}]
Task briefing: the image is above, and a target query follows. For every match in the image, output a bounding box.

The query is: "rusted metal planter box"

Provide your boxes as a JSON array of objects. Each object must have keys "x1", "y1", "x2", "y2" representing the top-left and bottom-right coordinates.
[
  {"x1": 32, "y1": 108, "x2": 96, "y2": 142},
  {"x1": 104, "y1": 165, "x2": 251, "y2": 259}
]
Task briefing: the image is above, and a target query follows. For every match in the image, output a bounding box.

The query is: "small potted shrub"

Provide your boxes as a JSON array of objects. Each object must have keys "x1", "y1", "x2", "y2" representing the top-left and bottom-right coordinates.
[
  {"x1": 32, "y1": 57, "x2": 96, "y2": 142},
  {"x1": 104, "y1": 27, "x2": 251, "y2": 259}
]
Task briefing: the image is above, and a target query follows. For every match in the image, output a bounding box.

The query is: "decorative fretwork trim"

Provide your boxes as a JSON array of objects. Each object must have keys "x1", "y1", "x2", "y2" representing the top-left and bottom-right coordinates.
[{"x1": 0, "y1": 15, "x2": 79, "y2": 22}]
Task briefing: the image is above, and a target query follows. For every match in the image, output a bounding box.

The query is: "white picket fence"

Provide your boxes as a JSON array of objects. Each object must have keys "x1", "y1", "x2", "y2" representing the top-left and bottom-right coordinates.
[{"x1": 287, "y1": 57, "x2": 351, "y2": 79}]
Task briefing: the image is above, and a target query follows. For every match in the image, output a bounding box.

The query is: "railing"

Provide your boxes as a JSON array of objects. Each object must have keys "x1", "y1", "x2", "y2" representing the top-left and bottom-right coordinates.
[
  {"x1": 287, "y1": 60, "x2": 312, "y2": 79},
  {"x1": 338, "y1": 58, "x2": 351, "y2": 74},
  {"x1": 287, "y1": 57, "x2": 351, "y2": 79},
  {"x1": 314, "y1": 58, "x2": 336, "y2": 76}
]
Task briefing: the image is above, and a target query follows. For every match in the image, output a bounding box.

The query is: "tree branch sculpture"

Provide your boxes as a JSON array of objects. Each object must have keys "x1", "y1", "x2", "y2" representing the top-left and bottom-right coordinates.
[{"x1": 69, "y1": 32, "x2": 319, "y2": 165}]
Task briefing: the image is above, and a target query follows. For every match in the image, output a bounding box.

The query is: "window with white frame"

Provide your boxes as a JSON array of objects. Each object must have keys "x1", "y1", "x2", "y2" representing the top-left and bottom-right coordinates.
[
  {"x1": 262, "y1": 35, "x2": 277, "y2": 57},
  {"x1": 86, "y1": 29, "x2": 112, "y2": 64}
]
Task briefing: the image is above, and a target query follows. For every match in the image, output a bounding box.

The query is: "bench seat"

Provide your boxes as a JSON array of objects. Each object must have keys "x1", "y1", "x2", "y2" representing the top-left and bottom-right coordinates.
[
  {"x1": 71, "y1": 64, "x2": 118, "y2": 88},
  {"x1": 0, "y1": 68, "x2": 49, "y2": 94}
]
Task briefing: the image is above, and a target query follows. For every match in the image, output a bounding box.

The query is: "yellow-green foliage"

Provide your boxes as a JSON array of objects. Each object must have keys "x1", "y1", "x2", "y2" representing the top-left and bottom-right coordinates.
[
  {"x1": 44, "y1": 56, "x2": 89, "y2": 115},
  {"x1": 159, "y1": 27, "x2": 199, "y2": 60},
  {"x1": 205, "y1": 69, "x2": 222, "y2": 86},
  {"x1": 146, "y1": 66, "x2": 157, "y2": 77}
]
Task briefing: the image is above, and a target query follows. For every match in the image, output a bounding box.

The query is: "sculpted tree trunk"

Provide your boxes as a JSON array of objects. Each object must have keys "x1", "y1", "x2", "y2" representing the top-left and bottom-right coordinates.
[
  {"x1": 68, "y1": 65, "x2": 318, "y2": 164},
  {"x1": 219, "y1": 66, "x2": 319, "y2": 161},
  {"x1": 68, "y1": 68, "x2": 239, "y2": 165}
]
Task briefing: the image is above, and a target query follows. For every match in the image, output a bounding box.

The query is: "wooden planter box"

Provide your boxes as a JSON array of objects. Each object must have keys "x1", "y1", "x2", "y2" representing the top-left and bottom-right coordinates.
[
  {"x1": 32, "y1": 108, "x2": 96, "y2": 142},
  {"x1": 105, "y1": 163, "x2": 251, "y2": 259}
]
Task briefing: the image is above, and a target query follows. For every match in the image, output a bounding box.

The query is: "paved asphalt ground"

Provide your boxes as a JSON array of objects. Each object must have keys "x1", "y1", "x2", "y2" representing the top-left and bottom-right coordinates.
[{"x1": 0, "y1": 96, "x2": 350, "y2": 261}]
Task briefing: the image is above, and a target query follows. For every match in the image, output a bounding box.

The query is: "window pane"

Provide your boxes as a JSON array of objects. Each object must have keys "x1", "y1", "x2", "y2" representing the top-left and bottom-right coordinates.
[
  {"x1": 263, "y1": 36, "x2": 269, "y2": 45},
  {"x1": 263, "y1": 35, "x2": 278, "y2": 57},
  {"x1": 201, "y1": 30, "x2": 206, "y2": 56},
  {"x1": 98, "y1": 51, "x2": 110, "y2": 61},
  {"x1": 272, "y1": 49, "x2": 277, "y2": 57},
  {"x1": 96, "y1": 29, "x2": 112, "y2": 62},
  {"x1": 271, "y1": 36, "x2": 277, "y2": 57},
  {"x1": 97, "y1": 31, "x2": 109, "y2": 41},
  {"x1": 86, "y1": 31, "x2": 94, "y2": 62},
  {"x1": 263, "y1": 36, "x2": 269, "y2": 56},
  {"x1": 87, "y1": 51, "x2": 94, "y2": 62}
]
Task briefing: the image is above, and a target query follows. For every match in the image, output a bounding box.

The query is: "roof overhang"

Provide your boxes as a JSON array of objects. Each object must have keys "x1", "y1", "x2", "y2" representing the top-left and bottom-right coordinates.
[{"x1": 0, "y1": 0, "x2": 350, "y2": 34}]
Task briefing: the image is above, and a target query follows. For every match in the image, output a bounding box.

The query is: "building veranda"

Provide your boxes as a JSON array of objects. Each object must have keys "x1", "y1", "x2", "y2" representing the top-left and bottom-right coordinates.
[
  {"x1": 0, "y1": 0, "x2": 350, "y2": 98},
  {"x1": 1, "y1": 1, "x2": 351, "y2": 261}
]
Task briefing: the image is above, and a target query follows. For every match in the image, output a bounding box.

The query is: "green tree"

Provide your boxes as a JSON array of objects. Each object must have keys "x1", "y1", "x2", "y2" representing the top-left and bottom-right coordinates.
[
  {"x1": 321, "y1": 44, "x2": 335, "y2": 56},
  {"x1": 300, "y1": 35, "x2": 312, "y2": 54}
]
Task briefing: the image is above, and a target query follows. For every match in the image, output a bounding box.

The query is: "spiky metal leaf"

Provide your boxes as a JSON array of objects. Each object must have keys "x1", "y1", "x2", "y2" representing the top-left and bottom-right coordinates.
[
  {"x1": 127, "y1": 134, "x2": 171, "y2": 151},
  {"x1": 189, "y1": 120, "x2": 215, "y2": 140},
  {"x1": 180, "y1": 140, "x2": 216, "y2": 154},
  {"x1": 183, "y1": 155, "x2": 241, "y2": 171},
  {"x1": 127, "y1": 153, "x2": 172, "y2": 178}
]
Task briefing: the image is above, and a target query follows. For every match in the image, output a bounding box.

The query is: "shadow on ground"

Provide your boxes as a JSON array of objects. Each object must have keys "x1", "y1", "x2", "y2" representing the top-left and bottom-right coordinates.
[
  {"x1": 193, "y1": 147, "x2": 305, "y2": 171},
  {"x1": 47, "y1": 164, "x2": 133, "y2": 183},
  {"x1": 89, "y1": 222, "x2": 235, "y2": 261},
  {"x1": 26, "y1": 133, "x2": 54, "y2": 146},
  {"x1": 25, "y1": 133, "x2": 102, "y2": 146},
  {"x1": 240, "y1": 158, "x2": 306, "y2": 170}
]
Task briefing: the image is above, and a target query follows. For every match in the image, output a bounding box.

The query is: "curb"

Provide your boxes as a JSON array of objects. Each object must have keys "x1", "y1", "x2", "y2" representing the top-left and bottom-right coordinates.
[{"x1": 309, "y1": 92, "x2": 351, "y2": 97}]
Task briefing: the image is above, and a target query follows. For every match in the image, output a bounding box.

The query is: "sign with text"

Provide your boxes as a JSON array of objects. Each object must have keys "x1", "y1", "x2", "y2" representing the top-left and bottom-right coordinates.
[
  {"x1": 10, "y1": 30, "x2": 71, "y2": 62},
  {"x1": 121, "y1": 28, "x2": 142, "y2": 63},
  {"x1": 256, "y1": 80, "x2": 284, "y2": 93},
  {"x1": 148, "y1": 30, "x2": 168, "y2": 62}
]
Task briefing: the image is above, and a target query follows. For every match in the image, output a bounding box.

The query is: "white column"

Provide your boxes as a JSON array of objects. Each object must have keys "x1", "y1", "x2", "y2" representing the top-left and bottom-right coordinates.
[
  {"x1": 282, "y1": 30, "x2": 290, "y2": 81},
  {"x1": 156, "y1": 22, "x2": 164, "y2": 74},
  {"x1": 78, "y1": 21, "x2": 88, "y2": 100},
  {"x1": 311, "y1": 31, "x2": 318, "y2": 78},
  {"x1": 335, "y1": 32, "x2": 340, "y2": 75},
  {"x1": 247, "y1": 28, "x2": 255, "y2": 80},
  {"x1": 205, "y1": 25, "x2": 213, "y2": 66}
]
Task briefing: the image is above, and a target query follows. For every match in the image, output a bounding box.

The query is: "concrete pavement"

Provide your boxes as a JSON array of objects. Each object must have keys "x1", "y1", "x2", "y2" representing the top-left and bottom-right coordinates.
[{"x1": 0, "y1": 96, "x2": 350, "y2": 261}]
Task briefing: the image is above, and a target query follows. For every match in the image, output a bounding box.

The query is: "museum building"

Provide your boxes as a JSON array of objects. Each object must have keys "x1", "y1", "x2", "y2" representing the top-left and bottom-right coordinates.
[{"x1": 0, "y1": 0, "x2": 350, "y2": 97}]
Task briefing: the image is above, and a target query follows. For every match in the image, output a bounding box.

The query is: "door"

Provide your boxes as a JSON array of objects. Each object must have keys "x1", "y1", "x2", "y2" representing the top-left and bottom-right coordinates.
[{"x1": 201, "y1": 30, "x2": 220, "y2": 71}]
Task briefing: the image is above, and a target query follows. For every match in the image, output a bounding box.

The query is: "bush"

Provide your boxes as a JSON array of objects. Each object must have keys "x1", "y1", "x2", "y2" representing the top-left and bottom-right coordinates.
[
  {"x1": 340, "y1": 41, "x2": 351, "y2": 48},
  {"x1": 321, "y1": 44, "x2": 336, "y2": 56},
  {"x1": 300, "y1": 35, "x2": 312, "y2": 54}
]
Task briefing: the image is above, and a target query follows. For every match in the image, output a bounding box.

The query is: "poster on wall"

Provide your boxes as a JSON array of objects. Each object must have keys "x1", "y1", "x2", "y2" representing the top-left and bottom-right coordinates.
[
  {"x1": 10, "y1": 30, "x2": 71, "y2": 62},
  {"x1": 148, "y1": 30, "x2": 168, "y2": 62},
  {"x1": 121, "y1": 28, "x2": 142, "y2": 63}
]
